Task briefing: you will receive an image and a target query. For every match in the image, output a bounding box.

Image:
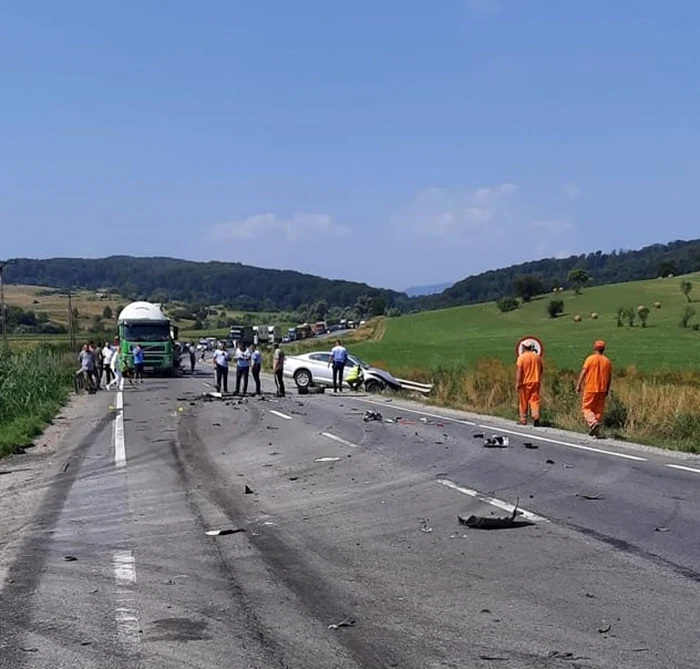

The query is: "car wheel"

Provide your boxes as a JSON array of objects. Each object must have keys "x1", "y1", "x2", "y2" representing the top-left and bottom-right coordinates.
[
  {"x1": 294, "y1": 368, "x2": 312, "y2": 389},
  {"x1": 364, "y1": 379, "x2": 384, "y2": 393}
]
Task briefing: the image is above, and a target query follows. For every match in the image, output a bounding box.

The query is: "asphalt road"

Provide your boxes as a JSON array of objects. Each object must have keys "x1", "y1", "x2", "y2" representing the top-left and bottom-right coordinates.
[{"x1": 1, "y1": 361, "x2": 700, "y2": 668}]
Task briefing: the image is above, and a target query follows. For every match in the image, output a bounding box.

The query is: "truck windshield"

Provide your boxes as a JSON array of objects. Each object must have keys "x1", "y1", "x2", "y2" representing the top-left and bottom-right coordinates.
[{"x1": 122, "y1": 323, "x2": 170, "y2": 342}]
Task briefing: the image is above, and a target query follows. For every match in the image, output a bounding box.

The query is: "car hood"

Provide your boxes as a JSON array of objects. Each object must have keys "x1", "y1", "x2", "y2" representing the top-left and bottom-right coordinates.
[{"x1": 367, "y1": 367, "x2": 399, "y2": 386}]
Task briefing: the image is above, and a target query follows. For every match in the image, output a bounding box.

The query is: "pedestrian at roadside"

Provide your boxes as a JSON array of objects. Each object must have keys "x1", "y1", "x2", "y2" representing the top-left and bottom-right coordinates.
[
  {"x1": 189, "y1": 343, "x2": 196, "y2": 373},
  {"x1": 515, "y1": 342, "x2": 543, "y2": 426},
  {"x1": 89, "y1": 341, "x2": 102, "y2": 390},
  {"x1": 102, "y1": 341, "x2": 114, "y2": 387},
  {"x1": 213, "y1": 341, "x2": 230, "y2": 393},
  {"x1": 328, "y1": 339, "x2": 348, "y2": 393},
  {"x1": 234, "y1": 342, "x2": 251, "y2": 395},
  {"x1": 133, "y1": 344, "x2": 145, "y2": 383},
  {"x1": 251, "y1": 344, "x2": 262, "y2": 395},
  {"x1": 79, "y1": 343, "x2": 95, "y2": 392},
  {"x1": 273, "y1": 343, "x2": 285, "y2": 397},
  {"x1": 576, "y1": 340, "x2": 613, "y2": 437},
  {"x1": 107, "y1": 347, "x2": 123, "y2": 391}
]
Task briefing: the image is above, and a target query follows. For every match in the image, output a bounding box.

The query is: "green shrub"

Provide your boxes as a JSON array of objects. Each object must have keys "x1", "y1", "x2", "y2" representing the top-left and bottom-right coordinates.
[
  {"x1": 603, "y1": 393, "x2": 628, "y2": 430},
  {"x1": 547, "y1": 299, "x2": 564, "y2": 318},
  {"x1": 496, "y1": 297, "x2": 519, "y2": 313}
]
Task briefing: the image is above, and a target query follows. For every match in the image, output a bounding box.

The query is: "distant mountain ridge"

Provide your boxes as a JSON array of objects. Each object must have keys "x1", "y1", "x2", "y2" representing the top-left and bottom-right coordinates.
[
  {"x1": 5, "y1": 256, "x2": 409, "y2": 312},
  {"x1": 404, "y1": 281, "x2": 454, "y2": 297}
]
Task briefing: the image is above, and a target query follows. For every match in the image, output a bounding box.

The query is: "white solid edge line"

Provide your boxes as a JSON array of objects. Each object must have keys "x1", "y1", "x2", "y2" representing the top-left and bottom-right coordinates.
[
  {"x1": 321, "y1": 432, "x2": 358, "y2": 448},
  {"x1": 666, "y1": 464, "x2": 700, "y2": 474},
  {"x1": 438, "y1": 479, "x2": 548, "y2": 523},
  {"x1": 355, "y1": 397, "x2": 647, "y2": 462},
  {"x1": 353, "y1": 397, "x2": 477, "y2": 426},
  {"x1": 270, "y1": 409, "x2": 293, "y2": 420},
  {"x1": 114, "y1": 383, "x2": 126, "y2": 468}
]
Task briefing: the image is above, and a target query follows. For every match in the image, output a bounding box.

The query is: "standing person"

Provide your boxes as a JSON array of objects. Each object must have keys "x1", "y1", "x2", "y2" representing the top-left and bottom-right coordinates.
[
  {"x1": 251, "y1": 345, "x2": 262, "y2": 395},
  {"x1": 88, "y1": 341, "x2": 102, "y2": 390},
  {"x1": 328, "y1": 340, "x2": 348, "y2": 393},
  {"x1": 273, "y1": 343, "x2": 285, "y2": 397},
  {"x1": 133, "y1": 344, "x2": 145, "y2": 383},
  {"x1": 189, "y1": 343, "x2": 197, "y2": 373},
  {"x1": 107, "y1": 346, "x2": 123, "y2": 391},
  {"x1": 576, "y1": 340, "x2": 613, "y2": 437},
  {"x1": 79, "y1": 343, "x2": 95, "y2": 392},
  {"x1": 234, "y1": 342, "x2": 251, "y2": 395},
  {"x1": 213, "y1": 341, "x2": 230, "y2": 393},
  {"x1": 515, "y1": 342, "x2": 544, "y2": 426},
  {"x1": 102, "y1": 341, "x2": 114, "y2": 387}
]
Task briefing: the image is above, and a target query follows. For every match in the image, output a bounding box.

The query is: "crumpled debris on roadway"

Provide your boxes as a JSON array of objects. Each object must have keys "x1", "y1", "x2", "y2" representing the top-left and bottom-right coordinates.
[
  {"x1": 363, "y1": 410, "x2": 383, "y2": 422},
  {"x1": 457, "y1": 501, "x2": 533, "y2": 530}
]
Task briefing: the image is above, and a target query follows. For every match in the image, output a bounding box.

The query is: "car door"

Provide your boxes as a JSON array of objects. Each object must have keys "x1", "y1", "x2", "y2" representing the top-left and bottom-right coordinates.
[{"x1": 308, "y1": 353, "x2": 332, "y2": 384}]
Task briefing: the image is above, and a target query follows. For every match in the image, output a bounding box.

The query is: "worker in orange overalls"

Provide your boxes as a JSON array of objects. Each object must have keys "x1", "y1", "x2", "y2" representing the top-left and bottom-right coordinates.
[
  {"x1": 516, "y1": 342, "x2": 543, "y2": 426},
  {"x1": 576, "y1": 340, "x2": 613, "y2": 437}
]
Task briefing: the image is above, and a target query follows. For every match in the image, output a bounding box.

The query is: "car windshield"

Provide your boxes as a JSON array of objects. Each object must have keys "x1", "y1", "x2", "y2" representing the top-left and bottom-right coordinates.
[
  {"x1": 349, "y1": 355, "x2": 371, "y2": 370},
  {"x1": 122, "y1": 323, "x2": 170, "y2": 342}
]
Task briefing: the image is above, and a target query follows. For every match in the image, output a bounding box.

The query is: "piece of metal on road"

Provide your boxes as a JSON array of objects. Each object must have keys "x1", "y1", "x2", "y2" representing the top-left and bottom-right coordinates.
[{"x1": 437, "y1": 478, "x2": 549, "y2": 523}]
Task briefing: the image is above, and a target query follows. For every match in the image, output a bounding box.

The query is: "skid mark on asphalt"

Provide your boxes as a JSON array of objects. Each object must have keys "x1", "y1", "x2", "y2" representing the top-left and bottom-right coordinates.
[{"x1": 438, "y1": 479, "x2": 548, "y2": 523}]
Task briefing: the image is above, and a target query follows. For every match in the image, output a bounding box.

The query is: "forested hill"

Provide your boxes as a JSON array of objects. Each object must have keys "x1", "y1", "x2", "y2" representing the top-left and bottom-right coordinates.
[
  {"x1": 422, "y1": 239, "x2": 700, "y2": 309},
  {"x1": 5, "y1": 257, "x2": 409, "y2": 312}
]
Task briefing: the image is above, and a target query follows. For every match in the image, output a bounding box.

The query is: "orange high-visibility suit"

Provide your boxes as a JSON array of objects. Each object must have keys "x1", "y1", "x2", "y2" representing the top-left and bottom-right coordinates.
[
  {"x1": 516, "y1": 350, "x2": 543, "y2": 424},
  {"x1": 580, "y1": 353, "x2": 613, "y2": 429}
]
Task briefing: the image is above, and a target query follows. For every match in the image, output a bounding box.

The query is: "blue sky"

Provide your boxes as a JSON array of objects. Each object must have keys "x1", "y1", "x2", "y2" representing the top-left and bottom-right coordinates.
[{"x1": 2, "y1": 1, "x2": 699, "y2": 290}]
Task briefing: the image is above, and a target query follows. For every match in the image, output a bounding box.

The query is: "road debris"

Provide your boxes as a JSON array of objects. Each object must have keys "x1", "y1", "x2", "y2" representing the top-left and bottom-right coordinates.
[
  {"x1": 523, "y1": 442, "x2": 538, "y2": 449},
  {"x1": 62, "y1": 462, "x2": 71, "y2": 472},
  {"x1": 20, "y1": 647, "x2": 38, "y2": 653},
  {"x1": 545, "y1": 459, "x2": 555, "y2": 465},
  {"x1": 483, "y1": 435, "x2": 509, "y2": 448},
  {"x1": 420, "y1": 519, "x2": 433, "y2": 533},
  {"x1": 363, "y1": 410, "x2": 383, "y2": 422},
  {"x1": 479, "y1": 655, "x2": 508, "y2": 661},
  {"x1": 64, "y1": 555, "x2": 78, "y2": 562},
  {"x1": 244, "y1": 485, "x2": 255, "y2": 495},
  {"x1": 328, "y1": 616, "x2": 356, "y2": 630},
  {"x1": 457, "y1": 501, "x2": 533, "y2": 530},
  {"x1": 655, "y1": 526, "x2": 670, "y2": 532},
  {"x1": 473, "y1": 433, "x2": 485, "y2": 439},
  {"x1": 575, "y1": 493, "x2": 604, "y2": 500},
  {"x1": 289, "y1": 476, "x2": 300, "y2": 481},
  {"x1": 597, "y1": 620, "x2": 611, "y2": 634},
  {"x1": 315, "y1": 457, "x2": 341, "y2": 462},
  {"x1": 205, "y1": 528, "x2": 245, "y2": 536}
]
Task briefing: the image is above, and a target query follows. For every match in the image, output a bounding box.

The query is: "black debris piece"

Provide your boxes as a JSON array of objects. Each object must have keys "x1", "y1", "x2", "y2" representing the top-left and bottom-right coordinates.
[
  {"x1": 457, "y1": 501, "x2": 533, "y2": 530},
  {"x1": 479, "y1": 656, "x2": 508, "y2": 661},
  {"x1": 363, "y1": 410, "x2": 383, "y2": 422},
  {"x1": 328, "y1": 616, "x2": 356, "y2": 630},
  {"x1": 244, "y1": 485, "x2": 255, "y2": 495},
  {"x1": 483, "y1": 435, "x2": 509, "y2": 448},
  {"x1": 575, "y1": 493, "x2": 604, "y2": 500},
  {"x1": 64, "y1": 556, "x2": 78, "y2": 562},
  {"x1": 655, "y1": 526, "x2": 670, "y2": 532},
  {"x1": 545, "y1": 459, "x2": 555, "y2": 465},
  {"x1": 597, "y1": 621, "x2": 611, "y2": 634},
  {"x1": 473, "y1": 433, "x2": 485, "y2": 439},
  {"x1": 289, "y1": 476, "x2": 300, "y2": 481},
  {"x1": 266, "y1": 426, "x2": 278, "y2": 430},
  {"x1": 212, "y1": 422, "x2": 221, "y2": 427},
  {"x1": 523, "y1": 442, "x2": 538, "y2": 449},
  {"x1": 62, "y1": 462, "x2": 70, "y2": 472},
  {"x1": 206, "y1": 528, "x2": 246, "y2": 536}
]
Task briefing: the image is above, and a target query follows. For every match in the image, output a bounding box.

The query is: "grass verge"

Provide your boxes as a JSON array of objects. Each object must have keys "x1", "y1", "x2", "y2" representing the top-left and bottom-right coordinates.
[{"x1": 0, "y1": 344, "x2": 76, "y2": 456}]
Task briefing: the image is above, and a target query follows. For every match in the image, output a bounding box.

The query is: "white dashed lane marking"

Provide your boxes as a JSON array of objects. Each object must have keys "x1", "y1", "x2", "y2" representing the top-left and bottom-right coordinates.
[
  {"x1": 321, "y1": 432, "x2": 359, "y2": 448},
  {"x1": 270, "y1": 410, "x2": 293, "y2": 421}
]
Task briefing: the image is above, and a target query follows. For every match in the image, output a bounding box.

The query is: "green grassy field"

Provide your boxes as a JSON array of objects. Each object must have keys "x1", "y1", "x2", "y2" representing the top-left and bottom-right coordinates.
[{"x1": 352, "y1": 273, "x2": 700, "y2": 373}]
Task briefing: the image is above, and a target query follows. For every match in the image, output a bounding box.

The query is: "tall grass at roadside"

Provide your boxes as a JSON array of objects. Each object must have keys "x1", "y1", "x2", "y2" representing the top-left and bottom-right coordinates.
[
  {"x1": 0, "y1": 344, "x2": 75, "y2": 456},
  {"x1": 384, "y1": 359, "x2": 700, "y2": 452}
]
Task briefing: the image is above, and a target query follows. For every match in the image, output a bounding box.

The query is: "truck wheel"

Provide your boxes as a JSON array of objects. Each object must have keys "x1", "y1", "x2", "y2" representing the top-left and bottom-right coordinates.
[
  {"x1": 294, "y1": 369, "x2": 312, "y2": 389},
  {"x1": 364, "y1": 379, "x2": 384, "y2": 393}
]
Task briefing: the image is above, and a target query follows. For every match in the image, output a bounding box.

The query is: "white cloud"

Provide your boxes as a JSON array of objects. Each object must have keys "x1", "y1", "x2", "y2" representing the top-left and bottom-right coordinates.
[
  {"x1": 563, "y1": 183, "x2": 580, "y2": 199},
  {"x1": 212, "y1": 213, "x2": 349, "y2": 243},
  {"x1": 391, "y1": 183, "x2": 518, "y2": 240}
]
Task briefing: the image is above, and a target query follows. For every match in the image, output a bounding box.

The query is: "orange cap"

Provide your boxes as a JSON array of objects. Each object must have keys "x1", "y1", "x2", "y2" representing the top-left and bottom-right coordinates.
[{"x1": 594, "y1": 340, "x2": 606, "y2": 350}]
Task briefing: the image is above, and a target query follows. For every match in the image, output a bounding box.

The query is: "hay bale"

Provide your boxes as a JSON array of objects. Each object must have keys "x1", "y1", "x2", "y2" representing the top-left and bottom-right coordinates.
[
  {"x1": 590, "y1": 312, "x2": 599, "y2": 319},
  {"x1": 573, "y1": 314, "x2": 582, "y2": 322},
  {"x1": 653, "y1": 301, "x2": 662, "y2": 309}
]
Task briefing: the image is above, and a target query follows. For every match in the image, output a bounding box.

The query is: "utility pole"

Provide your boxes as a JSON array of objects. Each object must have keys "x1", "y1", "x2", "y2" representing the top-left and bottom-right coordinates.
[
  {"x1": 0, "y1": 262, "x2": 6, "y2": 346},
  {"x1": 67, "y1": 288, "x2": 76, "y2": 350}
]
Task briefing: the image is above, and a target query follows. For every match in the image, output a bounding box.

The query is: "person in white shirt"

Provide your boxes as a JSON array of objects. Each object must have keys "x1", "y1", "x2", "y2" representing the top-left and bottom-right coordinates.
[
  {"x1": 213, "y1": 342, "x2": 230, "y2": 393},
  {"x1": 102, "y1": 341, "x2": 115, "y2": 387},
  {"x1": 234, "y1": 344, "x2": 251, "y2": 395},
  {"x1": 107, "y1": 344, "x2": 123, "y2": 391},
  {"x1": 328, "y1": 340, "x2": 348, "y2": 393}
]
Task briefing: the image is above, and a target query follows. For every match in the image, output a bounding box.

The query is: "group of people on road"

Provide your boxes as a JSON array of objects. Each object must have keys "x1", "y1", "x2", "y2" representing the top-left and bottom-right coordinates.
[
  {"x1": 206, "y1": 341, "x2": 286, "y2": 397},
  {"x1": 516, "y1": 339, "x2": 613, "y2": 437},
  {"x1": 78, "y1": 339, "x2": 146, "y2": 393}
]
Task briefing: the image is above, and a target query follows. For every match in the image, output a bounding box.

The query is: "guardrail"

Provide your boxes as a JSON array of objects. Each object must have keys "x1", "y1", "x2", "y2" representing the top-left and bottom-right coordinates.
[{"x1": 396, "y1": 378, "x2": 434, "y2": 394}]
